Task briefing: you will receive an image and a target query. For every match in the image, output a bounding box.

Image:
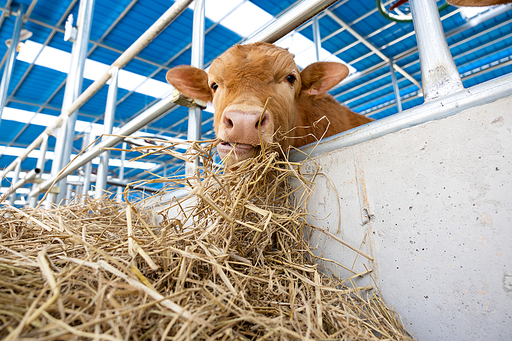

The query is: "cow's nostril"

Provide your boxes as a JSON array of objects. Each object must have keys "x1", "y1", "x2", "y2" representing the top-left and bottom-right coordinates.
[
  {"x1": 225, "y1": 117, "x2": 233, "y2": 128},
  {"x1": 256, "y1": 114, "x2": 267, "y2": 129}
]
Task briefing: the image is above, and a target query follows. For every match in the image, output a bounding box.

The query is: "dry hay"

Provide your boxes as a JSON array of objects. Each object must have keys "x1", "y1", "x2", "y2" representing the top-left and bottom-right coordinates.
[{"x1": 0, "y1": 139, "x2": 414, "y2": 340}]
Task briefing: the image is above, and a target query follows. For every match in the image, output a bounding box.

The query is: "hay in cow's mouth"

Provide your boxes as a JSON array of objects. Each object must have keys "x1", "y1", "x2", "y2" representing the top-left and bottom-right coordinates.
[{"x1": 0, "y1": 138, "x2": 414, "y2": 340}]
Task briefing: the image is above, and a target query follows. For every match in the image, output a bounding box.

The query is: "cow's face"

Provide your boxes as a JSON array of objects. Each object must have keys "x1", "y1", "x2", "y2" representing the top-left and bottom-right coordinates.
[
  {"x1": 166, "y1": 42, "x2": 349, "y2": 166},
  {"x1": 208, "y1": 43, "x2": 301, "y2": 164}
]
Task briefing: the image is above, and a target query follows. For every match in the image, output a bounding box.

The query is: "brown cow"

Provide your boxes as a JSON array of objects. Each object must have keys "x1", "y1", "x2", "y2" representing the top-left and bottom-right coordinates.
[
  {"x1": 390, "y1": 0, "x2": 511, "y2": 8},
  {"x1": 166, "y1": 42, "x2": 372, "y2": 165},
  {"x1": 448, "y1": 0, "x2": 511, "y2": 5}
]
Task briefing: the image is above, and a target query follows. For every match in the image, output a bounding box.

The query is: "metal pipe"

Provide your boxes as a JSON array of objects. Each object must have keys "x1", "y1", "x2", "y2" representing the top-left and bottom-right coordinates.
[
  {"x1": 29, "y1": 94, "x2": 180, "y2": 197},
  {"x1": 290, "y1": 73, "x2": 512, "y2": 162},
  {"x1": 81, "y1": 132, "x2": 93, "y2": 197},
  {"x1": 244, "y1": 0, "x2": 339, "y2": 44},
  {"x1": 29, "y1": 134, "x2": 48, "y2": 207},
  {"x1": 8, "y1": 161, "x2": 21, "y2": 205},
  {"x1": 312, "y1": 16, "x2": 321, "y2": 62},
  {"x1": 51, "y1": 0, "x2": 95, "y2": 204},
  {"x1": 409, "y1": 0, "x2": 463, "y2": 101},
  {"x1": 6, "y1": 168, "x2": 41, "y2": 202},
  {"x1": 0, "y1": 135, "x2": 45, "y2": 180},
  {"x1": 331, "y1": 6, "x2": 511, "y2": 99},
  {"x1": 389, "y1": 60, "x2": 402, "y2": 112},
  {"x1": 95, "y1": 67, "x2": 119, "y2": 198},
  {"x1": 81, "y1": 173, "x2": 159, "y2": 194},
  {"x1": 186, "y1": 0, "x2": 205, "y2": 176},
  {"x1": 324, "y1": 9, "x2": 421, "y2": 91},
  {"x1": 0, "y1": 5, "x2": 25, "y2": 123},
  {"x1": 116, "y1": 142, "x2": 127, "y2": 202},
  {"x1": 106, "y1": 177, "x2": 158, "y2": 193},
  {"x1": 0, "y1": 0, "x2": 193, "y2": 183}
]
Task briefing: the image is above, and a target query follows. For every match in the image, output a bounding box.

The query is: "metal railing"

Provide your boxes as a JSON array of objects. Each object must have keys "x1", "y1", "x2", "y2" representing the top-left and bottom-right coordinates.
[
  {"x1": 1, "y1": 0, "x2": 340, "y2": 206},
  {"x1": 290, "y1": 0, "x2": 512, "y2": 161},
  {"x1": 3, "y1": 0, "x2": 509, "y2": 206}
]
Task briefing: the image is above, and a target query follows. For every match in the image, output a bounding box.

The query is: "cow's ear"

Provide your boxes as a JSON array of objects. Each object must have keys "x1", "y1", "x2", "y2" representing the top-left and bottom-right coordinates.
[
  {"x1": 300, "y1": 62, "x2": 349, "y2": 95},
  {"x1": 166, "y1": 65, "x2": 213, "y2": 103}
]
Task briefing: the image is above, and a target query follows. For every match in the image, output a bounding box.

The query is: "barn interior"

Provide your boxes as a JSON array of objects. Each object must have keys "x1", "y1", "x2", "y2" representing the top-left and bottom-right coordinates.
[{"x1": 0, "y1": 0, "x2": 510, "y2": 205}]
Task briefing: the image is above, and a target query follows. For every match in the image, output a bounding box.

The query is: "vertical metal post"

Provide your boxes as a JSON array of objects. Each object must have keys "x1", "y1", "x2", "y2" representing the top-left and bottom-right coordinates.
[
  {"x1": 312, "y1": 16, "x2": 321, "y2": 62},
  {"x1": 186, "y1": 0, "x2": 205, "y2": 176},
  {"x1": 9, "y1": 161, "x2": 21, "y2": 205},
  {"x1": 389, "y1": 60, "x2": 402, "y2": 112},
  {"x1": 81, "y1": 132, "x2": 94, "y2": 198},
  {"x1": 409, "y1": 0, "x2": 463, "y2": 101},
  {"x1": 50, "y1": 0, "x2": 94, "y2": 204},
  {"x1": 95, "y1": 67, "x2": 118, "y2": 199},
  {"x1": 0, "y1": 5, "x2": 25, "y2": 123},
  {"x1": 116, "y1": 142, "x2": 127, "y2": 202},
  {"x1": 29, "y1": 134, "x2": 48, "y2": 207}
]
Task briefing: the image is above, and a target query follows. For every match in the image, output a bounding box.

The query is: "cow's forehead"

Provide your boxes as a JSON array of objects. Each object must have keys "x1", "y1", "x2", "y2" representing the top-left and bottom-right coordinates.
[{"x1": 209, "y1": 43, "x2": 298, "y2": 80}]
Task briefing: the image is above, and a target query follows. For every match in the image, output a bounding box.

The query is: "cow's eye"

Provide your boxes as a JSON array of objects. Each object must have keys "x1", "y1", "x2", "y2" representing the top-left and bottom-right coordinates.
[
  {"x1": 286, "y1": 74, "x2": 296, "y2": 85},
  {"x1": 211, "y1": 83, "x2": 218, "y2": 91}
]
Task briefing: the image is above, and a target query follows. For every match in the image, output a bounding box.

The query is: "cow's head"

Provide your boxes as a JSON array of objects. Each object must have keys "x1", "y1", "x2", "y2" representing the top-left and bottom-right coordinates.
[{"x1": 166, "y1": 42, "x2": 349, "y2": 166}]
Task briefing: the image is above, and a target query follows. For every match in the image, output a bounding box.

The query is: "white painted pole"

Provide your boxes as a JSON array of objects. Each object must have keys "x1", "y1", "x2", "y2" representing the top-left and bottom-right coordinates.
[
  {"x1": 409, "y1": 0, "x2": 463, "y2": 101},
  {"x1": 0, "y1": 5, "x2": 24, "y2": 123},
  {"x1": 116, "y1": 142, "x2": 127, "y2": 202},
  {"x1": 389, "y1": 60, "x2": 402, "y2": 112},
  {"x1": 81, "y1": 132, "x2": 94, "y2": 197},
  {"x1": 186, "y1": 0, "x2": 205, "y2": 176},
  {"x1": 312, "y1": 16, "x2": 321, "y2": 62},
  {"x1": 51, "y1": 0, "x2": 95, "y2": 204},
  {"x1": 8, "y1": 161, "x2": 21, "y2": 205},
  {"x1": 95, "y1": 67, "x2": 119, "y2": 198},
  {"x1": 29, "y1": 134, "x2": 48, "y2": 207}
]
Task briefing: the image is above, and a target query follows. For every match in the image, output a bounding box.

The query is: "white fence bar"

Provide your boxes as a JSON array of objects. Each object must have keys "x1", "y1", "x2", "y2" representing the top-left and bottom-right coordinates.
[
  {"x1": 29, "y1": 134, "x2": 48, "y2": 207},
  {"x1": 312, "y1": 16, "x2": 321, "y2": 62},
  {"x1": 29, "y1": 93, "x2": 180, "y2": 198},
  {"x1": 95, "y1": 67, "x2": 119, "y2": 198},
  {"x1": 8, "y1": 161, "x2": 22, "y2": 205},
  {"x1": 51, "y1": 0, "x2": 95, "y2": 204},
  {"x1": 0, "y1": 0, "x2": 193, "y2": 184},
  {"x1": 81, "y1": 132, "x2": 94, "y2": 197},
  {"x1": 244, "y1": 0, "x2": 339, "y2": 44},
  {"x1": 116, "y1": 142, "x2": 127, "y2": 202},
  {"x1": 409, "y1": 0, "x2": 463, "y2": 101},
  {"x1": 389, "y1": 60, "x2": 402, "y2": 112},
  {"x1": 291, "y1": 72, "x2": 512, "y2": 161},
  {"x1": 186, "y1": 0, "x2": 205, "y2": 176},
  {"x1": 0, "y1": 5, "x2": 24, "y2": 123}
]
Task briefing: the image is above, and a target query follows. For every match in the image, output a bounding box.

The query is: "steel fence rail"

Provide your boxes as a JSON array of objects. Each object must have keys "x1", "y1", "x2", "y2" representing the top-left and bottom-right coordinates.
[
  {"x1": 0, "y1": 0, "x2": 193, "y2": 183},
  {"x1": 25, "y1": 0, "x2": 347, "y2": 202}
]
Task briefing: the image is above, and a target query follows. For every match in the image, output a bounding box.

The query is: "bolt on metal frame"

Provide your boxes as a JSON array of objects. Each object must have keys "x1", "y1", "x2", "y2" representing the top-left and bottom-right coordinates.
[{"x1": 29, "y1": 134, "x2": 49, "y2": 207}]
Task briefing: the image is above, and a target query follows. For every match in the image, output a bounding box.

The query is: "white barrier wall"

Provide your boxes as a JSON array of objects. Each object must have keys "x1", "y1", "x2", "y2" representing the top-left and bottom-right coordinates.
[{"x1": 294, "y1": 94, "x2": 512, "y2": 341}]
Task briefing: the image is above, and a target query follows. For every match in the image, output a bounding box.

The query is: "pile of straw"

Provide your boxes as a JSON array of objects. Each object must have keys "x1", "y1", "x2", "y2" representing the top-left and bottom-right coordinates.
[{"x1": 0, "y1": 139, "x2": 413, "y2": 340}]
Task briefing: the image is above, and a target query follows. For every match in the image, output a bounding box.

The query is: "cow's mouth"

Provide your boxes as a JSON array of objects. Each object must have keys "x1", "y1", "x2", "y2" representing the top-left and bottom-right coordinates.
[{"x1": 217, "y1": 140, "x2": 259, "y2": 164}]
